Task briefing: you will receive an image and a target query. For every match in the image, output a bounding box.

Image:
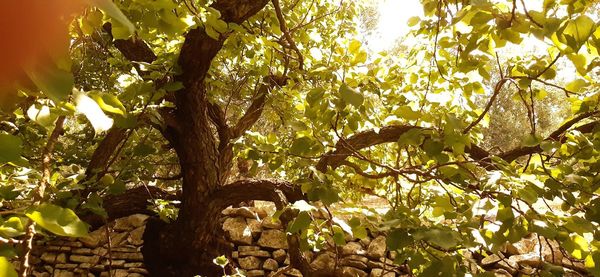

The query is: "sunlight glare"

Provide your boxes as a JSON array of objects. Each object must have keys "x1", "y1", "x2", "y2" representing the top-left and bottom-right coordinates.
[
  {"x1": 368, "y1": 0, "x2": 422, "y2": 52},
  {"x1": 75, "y1": 92, "x2": 114, "y2": 133}
]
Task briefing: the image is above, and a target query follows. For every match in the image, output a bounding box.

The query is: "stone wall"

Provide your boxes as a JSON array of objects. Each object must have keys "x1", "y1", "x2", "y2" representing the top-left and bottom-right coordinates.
[
  {"x1": 220, "y1": 206, "x2": 404, "y2": 277},
  {"x1": 25, "y1": 214, "x2": 149, "y2": 277},
  {"x1": 23, "y1": 206, "x2": 589, "y2": 277}
]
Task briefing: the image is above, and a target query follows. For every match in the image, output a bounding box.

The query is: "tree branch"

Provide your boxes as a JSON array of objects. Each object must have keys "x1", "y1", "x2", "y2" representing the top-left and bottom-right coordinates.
[
  {"x1": 84, "y1": 127, "x2": 128, "y2": 180},
  {"x1": 102, "y1": 23, "x2": 157, "y2": 75},
  {"x1": 463, "y1": 78, "x2": 508, "y2": 134},
  {"x1": 272, "y1": 0, "x2": 304, "y2": 70},
  {"x1": 36, "y1": 115, "x2": 66, "y2": 200},
  {"x1": 81, "y1": 186, "x2": 178, "y2": 228},
  {"x1": 338, "y1": 160, "x2": 398, "y2": 179},
  {"x1": 212, "y1": 179, "x2": 304, "y2": 209},
  {"x1": 231, "y1": 75, "x2": 287, "y2": 138},
  {"x1": 317, "y1": 110, "x2": 599, "y2": 175},
  {"x1": 208, "y1": 101, "x2": 232, "y2": 150},
  {"x1": 316, "y1": 125, "x2": 492, "y2": 172},
  {"x1": 22, "y1": 115, "x2": 66, "y2": 277},
  {"x1": 84, "y1": 23, "x2": 160, "y2": 182},
  {"x1": 179, "y1": 0, "x2": 271, "y2": 87}
]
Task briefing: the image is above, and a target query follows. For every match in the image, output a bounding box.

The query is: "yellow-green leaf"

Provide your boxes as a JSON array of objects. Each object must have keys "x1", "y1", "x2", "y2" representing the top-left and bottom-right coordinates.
[
  {"x1": 0, "y1": 133, "x2": 22, "y2": 163},
  {"x1": 87, "y1": 0, "x2": 135, "y2": 39},
  {"x1": 0, "y1": 257, "x2": 17, "y2": 277},
  {"x1": 339, "y1": 83, "x2": 364, "y2": 108},
  {"x1": 26, "y1": 204, "x2": 89, "y2": 237}
]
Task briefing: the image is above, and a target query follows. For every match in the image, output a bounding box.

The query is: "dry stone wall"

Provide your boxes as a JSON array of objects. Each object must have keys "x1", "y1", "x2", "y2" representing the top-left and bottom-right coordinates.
[
  {"x1": 221, "y1": 206, "x2": 405, "y2": 277},
  {"x1": 24, "y1": 206, "x2": 590, "y2": 277},
  {"x1": 25, "y1": 214, "x2": 149, "y2": 277}
]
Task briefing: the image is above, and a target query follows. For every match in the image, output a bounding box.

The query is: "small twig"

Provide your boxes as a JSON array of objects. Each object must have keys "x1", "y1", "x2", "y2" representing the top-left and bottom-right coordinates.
[
  {"x1": 289, "y1": 1, "x2": 343, "y2": 33},
  {"x1": 0, "y1": 237, "x2": 24, "y2": 244},
  {"x1": 432, "y1": 0, "x2": 449, "y2": 81},
  {"x1": 36, "y1": 115, "x2": 67, "y2": 200},
  {"x1": 519, "y1": 0, "x2": 543, "y2": 28},
  {"x1": 509, "y1": 0, "x2": 517, "y2": 26},
  {"x1": 463, "y1": 78, "x2": 508, "y2": 134},
  {"x1": 105, "y1": 223, "x2": 114, "y2": 277}
]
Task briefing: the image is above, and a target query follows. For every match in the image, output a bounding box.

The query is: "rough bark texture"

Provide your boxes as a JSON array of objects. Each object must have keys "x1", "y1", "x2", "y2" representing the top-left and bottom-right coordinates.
[
  {"x1": 315, "y1": 125, "x2": 491, "y2": 172},
  {"x1": 136, "y1": 1, "x2": 290, "y2": 276}
]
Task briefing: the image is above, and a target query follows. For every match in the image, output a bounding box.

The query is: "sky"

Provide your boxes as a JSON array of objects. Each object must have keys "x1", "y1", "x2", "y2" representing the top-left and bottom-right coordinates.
[{"x1": 368, "y1": 0, "x2": 423, "y2": 52}]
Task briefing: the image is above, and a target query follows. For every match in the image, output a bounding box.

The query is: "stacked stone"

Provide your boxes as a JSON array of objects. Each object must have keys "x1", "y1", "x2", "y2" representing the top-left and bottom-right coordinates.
[
  {"x1": 478, "y1": 235, "x2": 588, "y2": 276},
  {"x1": 28, "y1": 214, "x2": 149, "y2": 277},
  {"x1": 24, "y1": 207, "x2": 590, "y2": 277},
  {"x1": 221, "y1": 207, "x2": 407, "y2": 277}
]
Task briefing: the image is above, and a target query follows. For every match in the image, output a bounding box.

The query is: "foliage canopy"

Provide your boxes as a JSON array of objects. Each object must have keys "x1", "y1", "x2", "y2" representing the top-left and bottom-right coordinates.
[{"x1": 1, "y1": 0, "x2": 600, "y2": 276}]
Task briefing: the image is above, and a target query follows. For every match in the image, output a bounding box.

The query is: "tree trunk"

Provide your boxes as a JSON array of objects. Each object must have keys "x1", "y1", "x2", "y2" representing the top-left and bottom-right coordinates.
[
  {"x1": 141, "y1": 180, "x2": 305, "y2": 276},
  {"x1": 125, "y1": 1, "x2": 302, "y2": 275}
]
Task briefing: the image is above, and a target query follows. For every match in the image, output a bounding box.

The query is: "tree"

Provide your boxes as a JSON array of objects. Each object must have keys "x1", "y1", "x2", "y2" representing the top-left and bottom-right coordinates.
[{"x1": 0, "y1": 0, "x2": 599, "y2": 276}]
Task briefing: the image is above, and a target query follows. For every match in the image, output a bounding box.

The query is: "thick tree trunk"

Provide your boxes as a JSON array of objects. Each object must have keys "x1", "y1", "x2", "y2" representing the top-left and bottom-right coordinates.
[
  {"x1": 141, "y1": 180, "x2": 305, "y2": 276},
  {"x1": 100, "y1": 1, "x2": 309, "y2": 275}
]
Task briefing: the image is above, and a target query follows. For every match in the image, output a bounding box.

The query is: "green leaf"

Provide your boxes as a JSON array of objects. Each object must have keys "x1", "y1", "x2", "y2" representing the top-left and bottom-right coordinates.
[
  {"x1": 432, "y1": 195, "x2": 454, "y2": 217},
  {"x1": 289, "y1": 136, "x2": 313, "y2": 156},
  {"x1": 339, "y1": 84, "x2": 364, "y2": 108},
  {"x1": 0, "y1": 217, "x2": 26, "y2": 238},
  {"x1": 212, "y1": 255, "x2": 229, "y2": 268},
  {"x1": 81, "y1": 193, "x2": 108, "y2": 218},
  {"x1": 522, "y1": 134, "x2": 542, "y2": 147},
  {"x1": 556, "y1": 15, "x2": 596, "y2": 52},
  {"x1": 0, "y1": 185, "x2": 20, "y2": 201},
  {"x1": 423, "y1": 139, "x2": 444, "y2": 156},
  {"x1": 517, "y1": 185, "x2": 538, "y2": 204},
  {"x1": 414, "y1": 228, "x2": 460, "y2": 249},
  {"x1": 407, "y1": 16, "x2": 420, "y2": 27},
  {"x1": 108, "y1": 180, "x2": 127, "y2": 195},
  {"x1": 164, "y1": 82, "x2": 184, "y2": 92},
  {"x1": 565, "y1": 79, "x2": 588, "y2": 93},
  {"x1": 349, "y1": 40, "x2": 362, "y2": 54},
  {"x1": 586, "y1": 252, "x2": 600, "y2": 275},
  {"x1": 347, "y1": 217, "x2": 368, "y2": 239},
  {"x1": 26, "y1": 204, "x2": 89, "y2": 237},
  {"x1": 387, "y1": 229, "x2": 413, "y2": 250},
  {"x1": 0, "y1": 134, "x2": 22, "y2": 163},
  {"x1": 0, "y1": 257, "x2": 17, "y2": 277},
  {"x1": 91, "y1": 94, "x2": 126, "y2": 115},
  {"x1": 332, "y1": 226, "x2": 346, "y2": 245},
  {"x1": 564, "y1": 216, "x2": 594, "y2": 235},
  {"x1": 397, "y1": 128, "x2": 424, "y2": 146},
  {"x1": 87, "y1": 0, "x2": 135, "y2": 38},
  {"x1": 288, "y1": 211, "x2": 311, "y2": 233},
  {"x1": 26, "y1": 105, "x2": 58, "y2": 127},
  {"x1": 306, "y1": 88, "x2": 325, "y2": 106},
  {"x1": 113, "y1": 114, "x2": 138, "y2": 129},
  {"x1": 396, "y1": 106, "x2": 420, "y2": 121},
  {"x1": 110, "y1": 21, "x2": 132, "y2": 40},
  {"x1": 0, "y1": 244, "x2": 17, "y2": 259},
  {"x1": 133, "y1": 144, "x2": 156, "y2": 156}
]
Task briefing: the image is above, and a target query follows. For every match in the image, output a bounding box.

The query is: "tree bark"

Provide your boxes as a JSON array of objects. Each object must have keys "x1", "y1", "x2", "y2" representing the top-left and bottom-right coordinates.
[{"x1": 137, "y1": 1, "x2": 295, "y2": 276}]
